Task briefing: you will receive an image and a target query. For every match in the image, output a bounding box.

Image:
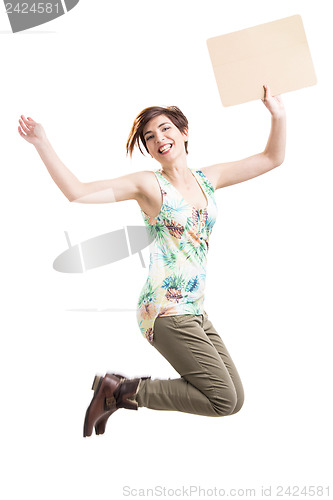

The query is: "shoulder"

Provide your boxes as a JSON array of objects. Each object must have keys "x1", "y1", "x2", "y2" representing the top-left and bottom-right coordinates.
[
  {"x1": 134, "y1": 170, "x2": 161, "y2": 201},
  {"x1": 194, "y1": 167, "x2": 217, "y2": 192},
  {"x1": 135, "y1": 170, "x2": 159, "y2": 191}
]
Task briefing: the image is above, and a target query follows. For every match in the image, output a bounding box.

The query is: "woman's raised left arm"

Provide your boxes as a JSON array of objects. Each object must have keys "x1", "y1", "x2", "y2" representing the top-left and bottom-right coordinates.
[{"x1": 202, "y1": 84, "x2": 286, "y2": 190}]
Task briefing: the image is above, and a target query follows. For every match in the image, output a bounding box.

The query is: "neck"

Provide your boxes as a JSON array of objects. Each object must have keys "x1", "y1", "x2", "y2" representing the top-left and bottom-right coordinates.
[{"x1": 158, "y1": 154, "x2": 189, "y2": 180}]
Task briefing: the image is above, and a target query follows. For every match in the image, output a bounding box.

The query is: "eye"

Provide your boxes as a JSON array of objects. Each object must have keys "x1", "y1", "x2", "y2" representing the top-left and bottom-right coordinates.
[
  {"x1": 146, "y1": 134, "x2": 153, "y2": 141},
  {"x1": 162, "y1": 126, "x2": 170, "y2": 132}
]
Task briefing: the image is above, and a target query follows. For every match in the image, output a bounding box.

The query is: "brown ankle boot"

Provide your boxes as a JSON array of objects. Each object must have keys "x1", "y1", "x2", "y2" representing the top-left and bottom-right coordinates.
[
  {"x1": 83, "y1": 373, "x2": 150, "y2": 438},
  {"x1": 93, "y1": 373, "x2": 126, "y2": 435}
]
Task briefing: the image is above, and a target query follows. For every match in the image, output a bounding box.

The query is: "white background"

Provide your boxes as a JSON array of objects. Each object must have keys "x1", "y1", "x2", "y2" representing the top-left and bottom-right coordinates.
[{"x1": 1, "y1": 0, "x2": 332, "y2": 499}]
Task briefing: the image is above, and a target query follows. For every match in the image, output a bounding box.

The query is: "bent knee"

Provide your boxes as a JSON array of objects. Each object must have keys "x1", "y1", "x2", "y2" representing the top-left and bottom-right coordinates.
[
  {"x1": 230, "y1": 383, "x2": 245, "y2": 415},
  {"x1": 210, "y1": 387, "x2": 238, "y2": 417},
  {"x1": 211, "y1": 385, "x2": 245, "y2": 417},
  {"x1": 230, "y1": 394, "x2": 244, "y2": 415}
]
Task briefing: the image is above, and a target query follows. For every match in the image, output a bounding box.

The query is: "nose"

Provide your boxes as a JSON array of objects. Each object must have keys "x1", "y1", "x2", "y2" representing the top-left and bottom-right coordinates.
[{"x1": 154, "y1": 130, "x2": 165, "y2": 144}]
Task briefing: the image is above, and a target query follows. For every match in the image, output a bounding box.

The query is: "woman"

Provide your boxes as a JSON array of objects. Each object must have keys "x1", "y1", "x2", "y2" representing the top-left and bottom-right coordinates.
[{"x1": 18, "y1": 84, "x2": 286, "y2": 437}]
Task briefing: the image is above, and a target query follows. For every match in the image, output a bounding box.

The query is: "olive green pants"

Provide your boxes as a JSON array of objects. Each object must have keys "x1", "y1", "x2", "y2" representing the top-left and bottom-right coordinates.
[{"x1": 136, "y1": 311, "x2": 244, "y2": 416}]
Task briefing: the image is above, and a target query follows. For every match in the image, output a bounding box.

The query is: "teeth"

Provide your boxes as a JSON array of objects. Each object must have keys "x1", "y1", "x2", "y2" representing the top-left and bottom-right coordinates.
[{"x1": 159, "y1": 144, "x2": 172, "y2": 153}]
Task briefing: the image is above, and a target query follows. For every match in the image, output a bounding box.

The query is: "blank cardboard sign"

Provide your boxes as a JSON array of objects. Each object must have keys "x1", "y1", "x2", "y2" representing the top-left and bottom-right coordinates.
[{"x1": 207, "y1": 15, "x2": 317, "y2": 107}]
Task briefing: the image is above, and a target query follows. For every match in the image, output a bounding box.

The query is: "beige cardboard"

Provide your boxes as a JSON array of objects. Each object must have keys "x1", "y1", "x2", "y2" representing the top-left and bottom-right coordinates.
[{"x1": 207, "y1": 15, "x2": 317, "y2": 107}]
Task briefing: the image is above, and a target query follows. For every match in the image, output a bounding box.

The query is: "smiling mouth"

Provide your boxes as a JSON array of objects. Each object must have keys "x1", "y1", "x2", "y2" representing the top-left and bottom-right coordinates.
[{"x1": 159, "y1": 144, "x2": 172, "y2": 154}]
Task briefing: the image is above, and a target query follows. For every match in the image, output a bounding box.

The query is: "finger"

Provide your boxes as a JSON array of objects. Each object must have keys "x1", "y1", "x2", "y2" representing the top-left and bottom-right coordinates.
[
  {"x1": 18, "y1": 125, "x2": 27, "y2": 138},
  {"x1": 19, "y1": 118, "x2": 30, "y2": 134},
  {"x1": 19, "y1": 118, "x2": 33, "y2": 132},
  {"x1": 263, "y1": 84, "x2": 271, "y2": 100},
  {"x1": 262, "y1": 86, "x2": 267, "y2": 102},
  {"x1": 21, "y1": 115, "x2": 35, "y2": 127},
  {"x1": 19, "y1": 118, "x2": 31, "y2": 134}
]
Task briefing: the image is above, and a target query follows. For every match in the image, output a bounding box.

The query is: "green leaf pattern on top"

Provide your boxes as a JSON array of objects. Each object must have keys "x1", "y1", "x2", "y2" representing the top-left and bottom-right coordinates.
[{"x1": 137, "y1": 169, "x2": 218, "y2": 343}]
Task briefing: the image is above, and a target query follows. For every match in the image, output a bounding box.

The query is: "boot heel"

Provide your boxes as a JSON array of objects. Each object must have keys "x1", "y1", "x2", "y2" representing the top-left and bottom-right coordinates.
[{"x1": 92, "y1": 375, "x2": 103, "y2": 392}]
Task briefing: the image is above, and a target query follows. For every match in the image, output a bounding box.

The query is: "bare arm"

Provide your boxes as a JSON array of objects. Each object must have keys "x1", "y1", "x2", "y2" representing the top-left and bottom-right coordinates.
[
  {"x1": 202, "y1": 85, "x2": 286, "y2": 190},
  {"x1": 18, "y1": 115, "x2": 144, "y2": 203}
]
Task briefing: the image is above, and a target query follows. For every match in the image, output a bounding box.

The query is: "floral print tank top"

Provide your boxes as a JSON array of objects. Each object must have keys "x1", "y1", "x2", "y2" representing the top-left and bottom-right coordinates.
[{"x1": 136, "y1": 168, "x2": 218, "y2": 343}]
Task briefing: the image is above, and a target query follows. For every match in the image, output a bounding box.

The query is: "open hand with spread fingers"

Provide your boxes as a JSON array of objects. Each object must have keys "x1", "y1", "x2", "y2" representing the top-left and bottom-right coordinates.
[{"x1": 18, "y1": 115, "x2": 47, "y2": 146}]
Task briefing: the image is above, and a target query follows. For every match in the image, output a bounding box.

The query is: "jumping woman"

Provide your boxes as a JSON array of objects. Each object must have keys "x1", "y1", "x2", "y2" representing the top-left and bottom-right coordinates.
[{"x1": 18, "y1": 84, "x2": 286, "y2": 437}]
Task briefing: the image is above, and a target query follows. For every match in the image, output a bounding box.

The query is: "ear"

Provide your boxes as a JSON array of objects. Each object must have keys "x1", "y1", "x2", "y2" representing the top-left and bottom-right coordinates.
[{"x1": 182, "y1": 127, "x2": 189, "y2": 141}]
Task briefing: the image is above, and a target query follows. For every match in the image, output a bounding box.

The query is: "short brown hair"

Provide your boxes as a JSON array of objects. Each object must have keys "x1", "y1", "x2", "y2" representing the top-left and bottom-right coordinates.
[{"x1": 126, "y1": 105, "x2": 189, "y2": 157}]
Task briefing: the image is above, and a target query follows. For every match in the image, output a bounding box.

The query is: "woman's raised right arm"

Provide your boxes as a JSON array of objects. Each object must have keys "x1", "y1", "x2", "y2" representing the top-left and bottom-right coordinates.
[{"x1": 18, "y1": 115, "x2": 145, "y2": 204}]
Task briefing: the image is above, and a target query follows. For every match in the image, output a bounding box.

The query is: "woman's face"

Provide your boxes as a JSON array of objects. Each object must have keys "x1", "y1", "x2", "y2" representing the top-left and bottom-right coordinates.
[{"x1": 143, "y1": 114, "x2": 188, "y2": 164}]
